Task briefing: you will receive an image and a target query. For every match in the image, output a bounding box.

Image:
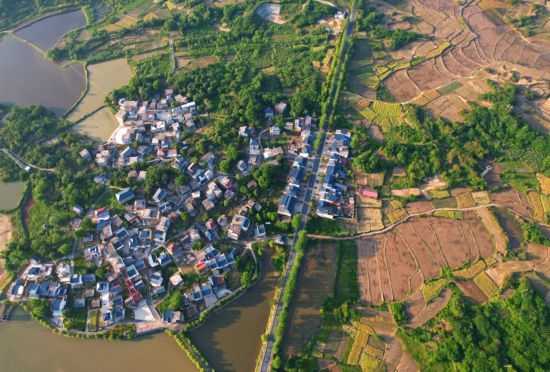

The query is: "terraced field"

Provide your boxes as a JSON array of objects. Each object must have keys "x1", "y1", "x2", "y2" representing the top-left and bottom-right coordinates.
[{"x1": 357, "y1": 214, "x2": 495, "y2": 305}]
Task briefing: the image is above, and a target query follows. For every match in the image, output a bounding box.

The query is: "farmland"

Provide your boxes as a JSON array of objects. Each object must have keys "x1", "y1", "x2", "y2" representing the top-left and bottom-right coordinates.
[
  {"x1": 344, "y1": 0, "x2": 549, "y2": 125},
  {"x1": 282, "y1": 240, "x2": 338, "y2": 360},
  {"x1": 357, "y1": 214, "x2": 495, "y2": 305}
]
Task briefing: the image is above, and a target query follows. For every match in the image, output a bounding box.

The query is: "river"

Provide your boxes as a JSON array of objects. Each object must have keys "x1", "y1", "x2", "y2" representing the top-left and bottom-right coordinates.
[
  {"x1": 189, "y1": 254, "x2": 278, "y2": 372},
  {"x1": 0, "y1": 307, "x2": 197, "y2": 372}
]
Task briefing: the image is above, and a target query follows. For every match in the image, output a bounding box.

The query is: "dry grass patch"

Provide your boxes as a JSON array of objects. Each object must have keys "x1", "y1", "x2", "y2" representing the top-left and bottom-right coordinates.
[
  {"x1": 472, "y1": 191, "x2": 491, "y2": 205},
  {"x1": 456, "y1": 192, "x2": 476, "y2": 208},
  {"x1": 421, "y1": 278, "x2": 449, "y2": 303},
  {"x1": 453, "y1": 260, "x2": 486, "y2": 280},
  {"x1": 427, "y1": 189, "x2": 450, "y2": 199},
  {"x1": 433, "y1": 210, "x2": 463, "y2": 220},
  {"x1": 527, "y1": 190, "x2": 546, "y2": 223},
  {"x1": 388, "y1": 200, "x2": 408, "y2": 224},
  {"x1": 473, "y1": 271, "x2": 499, "y2": 298},
  {"x1": 536, "y1": 173, "x2": 550, "y2": 195}
]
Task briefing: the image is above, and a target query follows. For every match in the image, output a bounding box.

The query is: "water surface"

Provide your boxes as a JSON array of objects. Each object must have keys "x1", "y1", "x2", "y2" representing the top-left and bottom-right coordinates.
[
  {"x1": 189, "y1": 255, "x2": 278, "y2": 372},
  {"x1": 0, "y1": 36, "x2": 85, "y2": 116},
  {"x1": 0, "y1": 307, "x2": 197, "y2": 372},
  {"x1": 14, "y1": 10, "x2": 87, "y2": 51},
  {"x1": 68, "y1": 58, "x2": 133, "y2": 123},
  {"x1": 73, "y1": 106, "x2": 120, "y2": 142},
  {"x1": 0, "y1": 181, "x2": 25, "y2": 211}
]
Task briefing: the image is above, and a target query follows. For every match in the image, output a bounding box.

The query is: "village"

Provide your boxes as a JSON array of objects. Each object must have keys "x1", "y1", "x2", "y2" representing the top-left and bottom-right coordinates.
[{"x1": 5, "y1": 88, "x2": 354, "y2": 336}]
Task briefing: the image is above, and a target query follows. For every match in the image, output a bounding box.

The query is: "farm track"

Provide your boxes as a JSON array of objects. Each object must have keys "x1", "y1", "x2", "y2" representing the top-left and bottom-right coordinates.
[{"x1": 307, "y1": 203, "x2": 549, "y2": 241}]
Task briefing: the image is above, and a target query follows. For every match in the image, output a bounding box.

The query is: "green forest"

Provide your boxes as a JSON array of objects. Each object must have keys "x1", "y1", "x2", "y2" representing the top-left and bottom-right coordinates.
[
  {"x1": 350, "y1": 83, "x2": 550, "y2": 188},
  {"x1": 399, "y1": 279, "x2": 550, "y2": 371}
]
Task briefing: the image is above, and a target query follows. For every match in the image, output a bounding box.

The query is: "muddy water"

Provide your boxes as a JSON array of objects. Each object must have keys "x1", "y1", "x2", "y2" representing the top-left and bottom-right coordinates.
[
  {"x1": 0, "y1": 307, "x2": 197, "y2": 372},
  {"x1": 189, "y1": 255, "x2": 278, "y2": 372},
  {"x1": 0, "y1": 36, "x2": 85, "y2": 116},
  {"x1": 73, "y1": 106, "x2": 120, "y2": 142},
  {"x1": 14, "y1": 10, "x2": 87, "y2": 51},
  {"x1": 68, "y1": 58, "x2": 133, "y2": 124},
  {"x1": 0, "y1": 181, "x2": 25, "y2": 211}
]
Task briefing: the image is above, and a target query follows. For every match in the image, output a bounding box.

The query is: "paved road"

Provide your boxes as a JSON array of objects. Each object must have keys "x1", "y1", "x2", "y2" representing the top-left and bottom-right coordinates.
[{"x1": 258, "y1": 2, "x2": 360, "y2": 370}]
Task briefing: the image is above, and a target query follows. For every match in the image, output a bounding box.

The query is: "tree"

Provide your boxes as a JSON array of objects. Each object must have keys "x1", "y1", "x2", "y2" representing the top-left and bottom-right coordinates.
[{"x1": 291, "y1": 215, "x2": 301, "y2": 231}]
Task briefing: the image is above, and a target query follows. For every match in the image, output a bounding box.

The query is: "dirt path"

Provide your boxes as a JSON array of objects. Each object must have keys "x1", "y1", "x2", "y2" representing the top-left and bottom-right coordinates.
[{"x1": 307, "y1": 203, "x2": 547, "y2": 241}]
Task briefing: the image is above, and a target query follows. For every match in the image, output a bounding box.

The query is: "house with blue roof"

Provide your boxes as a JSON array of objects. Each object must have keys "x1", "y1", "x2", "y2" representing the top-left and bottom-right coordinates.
[{"x1": 116, "y1": 188, "x2": 135, "y2": 204}]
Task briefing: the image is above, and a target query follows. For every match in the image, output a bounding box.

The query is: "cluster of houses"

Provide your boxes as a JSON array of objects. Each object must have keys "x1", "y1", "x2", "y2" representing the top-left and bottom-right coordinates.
[
  {"x1": 276, "y1": 119, "x2": 317, "y2": 218},
  {"x1": 316, "y1": 129, "x2": 353, "y2": 219}
]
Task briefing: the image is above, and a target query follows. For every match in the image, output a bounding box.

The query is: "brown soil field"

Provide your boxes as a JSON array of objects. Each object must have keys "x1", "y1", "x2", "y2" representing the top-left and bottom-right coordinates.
[
  {"x1": 384, "y1": 337, "x2": 405, "y2": 372},
  {"x1": 0, "y1": 214, "x2": 14, "y2": 287},
  {"x1": 491, "y1": 189, "x2": 533, "y2": 219},
  {"x1": 408, "y1": 217, "x2": 449, "y2": 268},
  {"x1": 357, "y1": 236, "x2": 388, "y2": 304},
  {"x1": 396, "y1": 223, "x2": 442, "y2": 278},
  {"x1": 456, "y1": 279, "x2": 489, "y2": 304},
  {"x1": 485, "y1": 260, "x2": 535, "y2": 286},
  {"x1": 358, "y1": 215, "x2": 495, "y2": 305},
  {"x1": 405, "y1": 200, "x2": 434, "y2": 214},
  {"x1": 493, "y1": 208, "x2": 523, "y2": 250},
  {"x1": 386, "y1": 231, "x2": 419, "y2": 298},
  {"x1": 464, "y1": 217, "x2": 495, "y2": 259},
  {"x1": 431, "y1": 219, "x2": 471, "y2": 268},
  {"x1": 527, "y1": 243, "x2": 549, "y2": 262},
  {"x1": 396, "y1": 350, "x2": 420, "y2": 372},
  {"x1": 284, "y1": 241, "x2": 338, "y2": 359},
  {"x1": 382, "y1": 0, "x2": 550, "y2": 103}
]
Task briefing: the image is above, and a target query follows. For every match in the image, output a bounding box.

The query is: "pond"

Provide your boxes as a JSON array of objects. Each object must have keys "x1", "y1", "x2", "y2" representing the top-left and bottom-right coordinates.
[
  {"x1": 0, "y1": 307, "x2": 197, "y2": 372},
  {"x1": 67, "y1": 58, "x2": 133, "y2": 123},
  {"x1": 73, "y1": 106, "x2": 121, "y2": 142},
  {"x1": 189, "y1": 254, "x2": 278, "y2": 372},
  {"x1": 14, "y1": 10, "x2": 87, "y2": 51},
  {"x1": 0, "y1": 181, "x2": 25, "y2": 211},
  {"x1": 0, "y1": 36, "x2": 85, "y2": 116}
]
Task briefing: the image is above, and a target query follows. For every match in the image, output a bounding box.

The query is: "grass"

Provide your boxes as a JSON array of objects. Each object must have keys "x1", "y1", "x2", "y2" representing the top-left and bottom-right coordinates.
[
  {"x1": 307, "y1": 216, "x2": 348, "y2": 236},
  {"x1": 335, "y1": 240, "x2": 359, "y2": 302},
  {"x1": 364, "y1": 343, "x2": 384, "y2": 359},
  {"x1": 347, "y1": 331, "x2": 368, "y2": 365},
  {"x1": 472, "y1": 191, "x2": 491, "y2": 205},
  {"x1": 527, "y1": 190, "x2": 545, "y2": 223},
  {"x1": 433, "y1": 210, "x2": 463, "y2": 220},
  {"x1": 372, "y1": 100, "x2": 403, "y2": 117},
  {"x1": 456, "y1": 192, "x2": 476, "y2": 208},
  {"x1": 395, "y1": 328, "x2": 433, "y2": 370},
  {"x1": 87, "y1": 309, "x2": 100, "y2": 332},
  {"x1": 429, "y1": 189, "x2": 450, "y2": 199},
  {"x1": 64, "y1": 308, "x2": 87, "y2": 331},
  {"x1": 437, "y1": 81, "x2": 463, "y2": 95},
  {"x1": 425, "y1": 41, "x2": 451, "y2": 59},
  {"x1": 473, "y1": 272, "x2": 499, "y2": 298},
  {"x1": 421, "y1": 278, "x2": 450, "y2": 303},
  {"x1": 453, "y1": 260, "x2": 486, "y2": 280},
  {"x1": 360, "y1": 353, "x2": 381, "y2": 370}
]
